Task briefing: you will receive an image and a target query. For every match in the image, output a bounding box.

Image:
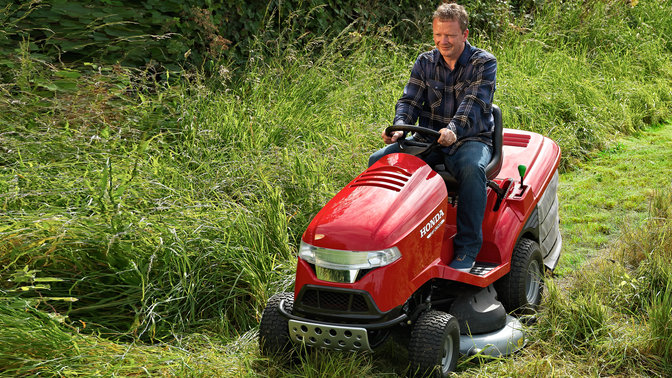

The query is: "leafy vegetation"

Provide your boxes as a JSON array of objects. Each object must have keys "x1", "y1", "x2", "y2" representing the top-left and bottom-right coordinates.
[
  {"x1": 0, "y1": 0, "x2": 435, "y2": 69},
  {"x1": 1, "y1": 0, "x2": 672, "y2": 376},
  {"x1": 0, "y1": 0, "x2": 551, "y2": 71}
]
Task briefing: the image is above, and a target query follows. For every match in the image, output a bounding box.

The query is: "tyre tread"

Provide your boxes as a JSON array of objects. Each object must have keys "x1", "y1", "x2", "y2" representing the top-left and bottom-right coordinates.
[
  {"x1": 259, "y1": 292, "x2": 294, "y2": 356},
  {"x1": 408, "y1": 310, "x2": 459, "y2": 377},
  {"x1": 495, "y1": 238, "x2": 544, "y2": 314}
]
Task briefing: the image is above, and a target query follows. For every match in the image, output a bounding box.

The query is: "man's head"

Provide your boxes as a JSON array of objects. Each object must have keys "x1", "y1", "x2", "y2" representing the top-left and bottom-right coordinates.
[
  {"x1": 433, "y1": 3, "x2": 469, "y2": 32},
  {"x1": 432, "y1": 3, "x2": 469, "y2": 67}
]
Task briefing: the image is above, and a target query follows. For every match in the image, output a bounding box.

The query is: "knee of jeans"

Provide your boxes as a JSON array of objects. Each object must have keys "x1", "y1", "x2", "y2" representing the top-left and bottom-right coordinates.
[
  {"x1": 369, "y1": 154, "x2": 378, "y2": 167},
  {"x1": 456, "y1": 162, "x2": 486, "y2": 182},
  {"x1": 368, "y1": 153, "x2": 379, "y2": 167},
  {"x1": 369, "y1": 146, "x2": 393, "y2": 167}
]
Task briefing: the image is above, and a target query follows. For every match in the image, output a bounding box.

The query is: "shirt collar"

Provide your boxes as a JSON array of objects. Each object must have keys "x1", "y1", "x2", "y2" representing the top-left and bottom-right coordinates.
[
  {"x1": 434, "y1": 41, "x2": 474, "y2": 70},
  {"x1": 457, "y1": 41, "x2": 473, "y2": 67}
]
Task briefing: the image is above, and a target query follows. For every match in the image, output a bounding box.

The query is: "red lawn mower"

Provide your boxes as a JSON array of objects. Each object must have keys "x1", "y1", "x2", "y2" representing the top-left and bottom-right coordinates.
[{"x1": 259, "y1": 105, "x2": 562, "y2": 376}]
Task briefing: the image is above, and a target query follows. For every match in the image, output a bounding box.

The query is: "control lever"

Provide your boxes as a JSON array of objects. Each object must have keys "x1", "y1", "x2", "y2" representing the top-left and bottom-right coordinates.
[{"x1": 518, "y1": 165, "x2": 527, "y2": 188}]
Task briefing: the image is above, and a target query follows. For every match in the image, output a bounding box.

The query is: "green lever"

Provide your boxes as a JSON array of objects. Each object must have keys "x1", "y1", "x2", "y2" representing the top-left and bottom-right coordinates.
[{"x1": 518, "y1": 165, "x2": 527, "y2": 187}]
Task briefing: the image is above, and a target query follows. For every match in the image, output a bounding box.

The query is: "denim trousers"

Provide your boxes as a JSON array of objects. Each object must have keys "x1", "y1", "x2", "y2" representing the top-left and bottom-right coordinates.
[{"x1": 369, "y1": 140, "x2": 492, "y2": 259}]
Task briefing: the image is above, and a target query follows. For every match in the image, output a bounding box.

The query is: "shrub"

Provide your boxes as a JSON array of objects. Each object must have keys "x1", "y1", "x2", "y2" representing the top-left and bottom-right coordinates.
[{"x1": 0, "y1": 1, "x2": 526, "y2": 71}]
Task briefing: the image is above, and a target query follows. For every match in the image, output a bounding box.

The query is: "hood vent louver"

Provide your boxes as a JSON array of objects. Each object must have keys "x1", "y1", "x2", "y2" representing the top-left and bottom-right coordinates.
[
  {"x1": 504, "y1": 134, "x2": 531, "y2": 147},
  {"x1": 350, "y1": 166, "x2": 412, "y2": 192}
]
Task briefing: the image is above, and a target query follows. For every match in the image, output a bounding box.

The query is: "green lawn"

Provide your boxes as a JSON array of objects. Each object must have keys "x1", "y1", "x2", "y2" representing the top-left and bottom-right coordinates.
[{"x1": 557, "y1": 123, "x2": 672, "y2": 275}]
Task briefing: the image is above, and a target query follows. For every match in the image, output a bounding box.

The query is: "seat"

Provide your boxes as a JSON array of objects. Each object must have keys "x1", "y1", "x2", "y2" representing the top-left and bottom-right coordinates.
[{"x1": 435, "y1": 104, "x2": 503, "y2": 191}]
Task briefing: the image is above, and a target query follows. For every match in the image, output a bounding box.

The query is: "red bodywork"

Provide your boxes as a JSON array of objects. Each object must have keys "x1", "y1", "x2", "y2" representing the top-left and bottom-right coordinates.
[{"x1": 297, "y1": 129, "x2": 561, "y2": 313}]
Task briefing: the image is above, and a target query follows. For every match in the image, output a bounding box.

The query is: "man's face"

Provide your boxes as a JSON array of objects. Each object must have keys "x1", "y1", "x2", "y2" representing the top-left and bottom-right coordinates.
[{"x1": 432, "y1": 18, "x2": 468, "y2": 65}]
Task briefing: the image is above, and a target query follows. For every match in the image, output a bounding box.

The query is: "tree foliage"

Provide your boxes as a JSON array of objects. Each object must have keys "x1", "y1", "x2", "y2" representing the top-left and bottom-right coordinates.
[{"x1": 0, "y1": 0, "x2": 517, "y2": 70}]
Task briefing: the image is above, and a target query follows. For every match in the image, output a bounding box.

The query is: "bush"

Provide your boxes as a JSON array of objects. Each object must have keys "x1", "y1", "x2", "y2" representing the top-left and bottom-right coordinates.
[
  {"x1": 0, "y1": 0, "x2": 430, "y2": 70},
  {"x1": 0, "y1": 1, "x2": 530, "y2": 71}
]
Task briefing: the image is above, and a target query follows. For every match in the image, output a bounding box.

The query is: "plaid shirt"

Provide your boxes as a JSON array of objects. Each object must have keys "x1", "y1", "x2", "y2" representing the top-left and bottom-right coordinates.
[{"x1": 394, "y1": 41, "x2": 497, "y2": 154}]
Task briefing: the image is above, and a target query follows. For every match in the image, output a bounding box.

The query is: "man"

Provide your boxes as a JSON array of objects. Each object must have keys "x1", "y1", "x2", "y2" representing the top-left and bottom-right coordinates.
[{"x1": 368, "y1": 3, "x2": 497, "y2": 273}]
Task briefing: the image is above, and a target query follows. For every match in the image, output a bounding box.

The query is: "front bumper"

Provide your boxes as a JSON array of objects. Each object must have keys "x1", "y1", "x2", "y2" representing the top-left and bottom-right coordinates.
[
  {"x1": 289, "y1": 319, "x2": 372, "y2": 351},
  {"x1": 278, "y1": 299, "x2": 408, "y2": 352}
]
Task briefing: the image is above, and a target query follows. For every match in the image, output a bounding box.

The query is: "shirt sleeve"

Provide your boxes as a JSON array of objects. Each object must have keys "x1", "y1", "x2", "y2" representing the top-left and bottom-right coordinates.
[
  {"x1": 393, "y1": 55, "x2": 427, "y2": 125},
  {"x1": 448, "y1": 55, "x2": 497, "y2": 139}
]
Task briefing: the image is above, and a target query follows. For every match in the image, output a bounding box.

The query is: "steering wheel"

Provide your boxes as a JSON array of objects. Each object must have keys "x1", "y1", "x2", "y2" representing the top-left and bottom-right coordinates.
[{"x1": 385, "y1": 124, "x2": 441, "y2": 156}]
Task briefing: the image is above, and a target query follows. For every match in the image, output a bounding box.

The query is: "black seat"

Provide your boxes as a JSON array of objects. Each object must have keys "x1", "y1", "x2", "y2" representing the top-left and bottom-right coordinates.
[{"x1": 435, "y1": 104, "x2": 503, "y2": 191}]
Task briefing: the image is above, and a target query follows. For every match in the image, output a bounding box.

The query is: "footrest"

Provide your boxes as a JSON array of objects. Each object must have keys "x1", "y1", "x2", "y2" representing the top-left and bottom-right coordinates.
[{"x1": 470, "y1": 262, "x2": 499, "y2": 276}]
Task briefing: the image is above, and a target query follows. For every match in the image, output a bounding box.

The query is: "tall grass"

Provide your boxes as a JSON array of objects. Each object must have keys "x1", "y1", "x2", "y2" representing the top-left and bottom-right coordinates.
[
  {"x1": 455, "y1": 187, "x2": 672, "y2": 376},
  {"x1": 1, "y1": 0, "x2": 672, "y2": 375},
  {"x1": 518, "y1": 186, "x2": 672, "y2": 376},
  {"x1": 1, "y1": 28, "x2": 412, "y2": 346},
  {"x1": 496, "y1": 0, "x2": 672, "y2": 167}
]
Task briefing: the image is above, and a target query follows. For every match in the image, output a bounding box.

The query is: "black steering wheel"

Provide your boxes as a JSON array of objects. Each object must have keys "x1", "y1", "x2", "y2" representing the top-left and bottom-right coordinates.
[{"x1": 385, "y1": 124, "x2": 442, "y2": 156}]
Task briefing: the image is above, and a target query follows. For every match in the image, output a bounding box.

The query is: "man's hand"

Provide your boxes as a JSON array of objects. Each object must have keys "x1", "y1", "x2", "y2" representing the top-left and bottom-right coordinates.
[
  {"x1": 438, "y1": 128, "x2": 457, "y2": 146},
  {"x1": 382, "y1": 130, "x2": 404, "y2": 144}
]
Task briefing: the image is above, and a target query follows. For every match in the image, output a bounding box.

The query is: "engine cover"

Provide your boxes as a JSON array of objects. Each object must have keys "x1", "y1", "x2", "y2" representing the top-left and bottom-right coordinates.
[
  {"x1": 297, "y1": 153, "x2": 449, "y2": 312},
  {"x1": 303, "y1": 153, "x2": 447, "y2": 251}
]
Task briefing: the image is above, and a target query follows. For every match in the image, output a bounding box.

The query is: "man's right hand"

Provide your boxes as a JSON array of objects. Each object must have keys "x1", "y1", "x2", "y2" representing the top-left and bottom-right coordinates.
[
  {"x1": 438, "y1": 128, "x2": 457, "y2": 146},
  {"x1": 382, "y1": 130, "x2": 404, "y2": 144}
]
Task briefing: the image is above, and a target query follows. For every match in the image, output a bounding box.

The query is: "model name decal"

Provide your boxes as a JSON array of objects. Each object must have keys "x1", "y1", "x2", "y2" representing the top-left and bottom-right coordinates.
[{"x1": 420, "y1": 210, "x2": 445, "y2": 239}]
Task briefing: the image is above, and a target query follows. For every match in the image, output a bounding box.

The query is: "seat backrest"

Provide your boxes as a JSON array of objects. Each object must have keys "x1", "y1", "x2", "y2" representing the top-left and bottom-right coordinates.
[{"x1": 486, "y1": 104, "x2": 503, "y2": 180}]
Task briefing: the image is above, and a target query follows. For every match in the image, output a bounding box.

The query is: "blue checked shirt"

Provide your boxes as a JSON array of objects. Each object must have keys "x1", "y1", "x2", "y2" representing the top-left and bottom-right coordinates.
[{"x1": 394, "y1": 41, "x2": 497, "y2": 154}]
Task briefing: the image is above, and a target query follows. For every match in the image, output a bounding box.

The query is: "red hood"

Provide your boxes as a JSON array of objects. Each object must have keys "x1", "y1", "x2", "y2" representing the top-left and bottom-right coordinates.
[{"x1": 302, "y1": 153, "x2": 447, "y2": 251}]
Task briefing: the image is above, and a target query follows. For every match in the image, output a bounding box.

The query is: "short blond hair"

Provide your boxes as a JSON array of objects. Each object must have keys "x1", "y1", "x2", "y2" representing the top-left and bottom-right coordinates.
[{"x1": 433, "y1": 3, "x2": 469, "y2": 32}]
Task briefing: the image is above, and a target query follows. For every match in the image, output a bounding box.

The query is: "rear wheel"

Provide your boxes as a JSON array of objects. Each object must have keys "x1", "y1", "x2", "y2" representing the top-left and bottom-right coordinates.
[
  {"x1": 495, "y1": 238, "x2": 544, "y2": 315},
  {"x1": 408, "y1": 310, "x2": 460, "y2": 377},
  {"x1": 259, "y1": 292, "x2": 294, "y2": 356}
]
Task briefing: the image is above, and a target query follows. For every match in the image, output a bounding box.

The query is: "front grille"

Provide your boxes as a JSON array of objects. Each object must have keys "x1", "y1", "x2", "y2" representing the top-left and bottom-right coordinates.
[
  {"x1": 299, "y1": 288, "x2": 372, "y2": 313},
  {"x1": 351, "y1": 295, "x2": 369, "y2": 312}
]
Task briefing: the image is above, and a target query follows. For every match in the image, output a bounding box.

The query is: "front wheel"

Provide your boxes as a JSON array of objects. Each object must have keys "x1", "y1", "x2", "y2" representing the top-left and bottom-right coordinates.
[
  {"x1": 495, "y1": 238, "x2": 544, "y2": 315},
  {"x1": 259, "y1": 292, "x2": 294, "y2": 357},
  {"x1": 408, "y1": 310, "x2": 460, "y2": 377}
]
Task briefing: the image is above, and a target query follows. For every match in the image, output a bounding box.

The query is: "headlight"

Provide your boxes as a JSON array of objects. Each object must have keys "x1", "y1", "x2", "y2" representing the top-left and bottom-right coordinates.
[{"x1": 299, "y1": 241, "x2": 401, "y2": 283}]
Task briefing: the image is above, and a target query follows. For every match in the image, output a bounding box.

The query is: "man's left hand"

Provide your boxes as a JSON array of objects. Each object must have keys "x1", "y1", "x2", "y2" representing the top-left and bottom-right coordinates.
[{"x1": 438, "y1": 128, "x2": 457, "y2": 146}]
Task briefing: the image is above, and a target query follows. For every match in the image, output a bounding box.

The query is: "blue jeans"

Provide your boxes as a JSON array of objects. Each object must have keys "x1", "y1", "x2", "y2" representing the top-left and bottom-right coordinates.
[{"x1": 369, "y1": 141, "x2": 492, "y2": 259}]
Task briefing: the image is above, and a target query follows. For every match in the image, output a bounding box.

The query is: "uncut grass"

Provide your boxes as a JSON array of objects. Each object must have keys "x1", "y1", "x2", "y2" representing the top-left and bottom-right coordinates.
[
  {"x1": 0, "y1": 298, "x2": 254, "y2": 376},
  {"x1": 1, "y1": 31, "x2": 410, "y2": 347},
  {"x1": 496, "y1": 0, "x2": 672, "y2": 168},
  {"x1": 1, "y1": 0, "x2": 672, "y2": 375},
  {"x1": 457, "y1": 188, "x2": 672, "y2": 377}
]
